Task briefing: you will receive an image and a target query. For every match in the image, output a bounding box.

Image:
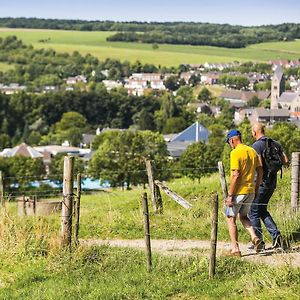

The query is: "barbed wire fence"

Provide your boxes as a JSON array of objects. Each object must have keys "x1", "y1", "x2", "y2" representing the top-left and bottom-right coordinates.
[{"x1": 0, "y1": 153, "x2": 300, "y2": 277}]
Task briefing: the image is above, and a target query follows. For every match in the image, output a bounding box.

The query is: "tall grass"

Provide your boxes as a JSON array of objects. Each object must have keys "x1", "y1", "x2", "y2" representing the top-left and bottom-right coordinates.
[{"x1": 0, "y1": 170, "x2": 299, "y2": 298}]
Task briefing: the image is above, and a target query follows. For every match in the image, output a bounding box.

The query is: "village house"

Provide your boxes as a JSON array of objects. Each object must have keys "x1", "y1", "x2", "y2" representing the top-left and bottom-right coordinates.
[
  {"x1": 150, "y1": 79, "x2": 166, "y2": 90},
  {"x1": 41, "y1": 85, "x2": 59, "y2": 93},
  {"x1": 0, "y1": 143, "x2": 43, "y2": 159},
  {"x1": 220, "y1": 90, "x2": 270, "y2": 108},
  {"x1": 124, "y1": 78, "x2": 148, "y2": 96},
  {"x1": 200, "y1": 72, "x2": 220, "y2": 85},
  {"x1": 180, "y1": 71, "x2": 200, "y2": 84},
  {"x1": 236, "y1": 66, "x2": 300, "y2": 125},
  {"x1": 102, "y1": 80, "x2": 123, "y2": 91},
  {"x1": 203, "y1": 62, "x2": 238, "y2": 71},
  {"x1": 66, "y1": 75, "x2": 87, "y2": 85},
  {"x1": 131, "y1": 73, "x2": 161, "y2": 81},
  {"x1": 187, "y1": 101, "x2": 222, "y2": 117},
  {"x1": 235, "y1": 108, "x2": 290, "y2": 125},
  {"x1": 0, "y1": 83, "x2": 26, "y2": 94},
  {"x1": 269, "y1": 60, "x2": 300, "y2": 69},
  {"x1": 165, "y1": 122, "x2": 209, "y2": 158}
]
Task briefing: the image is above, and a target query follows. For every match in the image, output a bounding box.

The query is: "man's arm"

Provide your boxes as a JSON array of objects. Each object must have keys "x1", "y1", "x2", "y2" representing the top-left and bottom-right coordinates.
[
  {"x1": 255, "y1": 165, "x2": 263, "y2": 198},
  {"x1": 226, "y1": 169, "x2": 240, "y2": 207},
  {"x1": 282, "y1": 152, "x2": 289, "y2": 165}
]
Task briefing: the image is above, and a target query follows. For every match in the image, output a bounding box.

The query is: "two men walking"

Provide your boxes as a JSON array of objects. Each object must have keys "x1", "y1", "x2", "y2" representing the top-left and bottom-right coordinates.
[{"x1": 225, "y1": 123, "x2": 287, "y2": 256}]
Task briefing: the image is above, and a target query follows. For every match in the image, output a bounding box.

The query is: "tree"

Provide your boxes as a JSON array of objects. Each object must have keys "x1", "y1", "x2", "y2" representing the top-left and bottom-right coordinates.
[
  {"x1": 175, "y1": 86, "x2": 194, "y2": 105},
  {"x1": 164, "y1": 75, "x2": 179, "y2": 91},
  {"x1": 188, "y1": 74, "x2": 201, "y2": 86},
  {"x1": 267, "y1": 123, "x2": 300, "y2": 158},
  {"x1": 0, "y1": 133, "x2": 11, "y2": 149},
  {"x1": 237, "y1": 118, "x2": 253, "y2": 146},
  {"x1": 180, "y1": 142, "x2": 215, "y2": 181},
  {"x1": 132, "y1": 109, "x2": 155, "y2": 130},
  {"x1": 89, "y1": 131, "x2": 169, "y2": 189},
  {"x1": 198, "y1": 87, "x2": 212, "y2": 102},
  {"x1": 152, "y1": 43, "x2": 159, "y2": 50},
  {"x1": 48, "y1": 154, "x2": 85, "y2": 183},
  {"x1": 48, "y1": 111, "x2": 87, "y2": 146},
  {"x1": 247, "y1": 96, "x2": 260, "y2": 107},
  {"x1": 207, "y1": 124, "x2": 226, "y2": 163},
  {"x1": 162, "y1": 117, "x2": 187, "y2": 134},
  {"x1": 5, "y1": 156, "x2": 45, "y2": 189},
  {"x1": 258, "y1": 99, "x2": 270, "y2": 109}
]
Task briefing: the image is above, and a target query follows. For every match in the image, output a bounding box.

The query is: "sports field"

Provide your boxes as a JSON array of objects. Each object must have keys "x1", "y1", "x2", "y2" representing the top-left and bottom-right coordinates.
[{"x1": 0, "y1": 28, "x2": 300, "y2": 66}]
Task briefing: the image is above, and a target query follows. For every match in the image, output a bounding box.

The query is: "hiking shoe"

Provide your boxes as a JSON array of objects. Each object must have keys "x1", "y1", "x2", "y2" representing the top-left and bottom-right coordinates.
[
  {"x1": 272, "y1": 235, "x2": 283, "y2": 249},
  {"x1": 247, "y1": 244, "x2": 255, "y2": 251},
  {"x1": 252, "y1": 237, "x2": 265, "y2": 253},
  {"x1": 248, "y1": 240, "x2": 265, "y2": 252}
]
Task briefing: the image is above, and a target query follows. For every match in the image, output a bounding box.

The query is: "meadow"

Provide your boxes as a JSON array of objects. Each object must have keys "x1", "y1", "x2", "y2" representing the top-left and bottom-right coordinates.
[
  {"x1": 0, "y1": 169, "x2": 300, "y2": 299},
  {"x1": 0, "y1": 28, "x2": 300, "y2": 66}
]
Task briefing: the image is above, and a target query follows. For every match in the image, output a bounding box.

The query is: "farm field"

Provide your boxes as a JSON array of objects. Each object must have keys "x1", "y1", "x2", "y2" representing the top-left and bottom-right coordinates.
[{"x1": 0, "y1": 28, "x2": 300, "y2": 66}]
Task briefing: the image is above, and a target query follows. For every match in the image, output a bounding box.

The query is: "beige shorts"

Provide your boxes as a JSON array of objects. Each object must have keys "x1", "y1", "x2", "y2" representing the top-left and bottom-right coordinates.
[{"x1": 225, "y1": 193, "x2": 255, "y2": 217}]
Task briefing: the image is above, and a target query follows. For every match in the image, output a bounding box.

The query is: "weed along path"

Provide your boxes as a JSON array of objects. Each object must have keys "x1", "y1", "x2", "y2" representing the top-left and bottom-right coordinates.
[{"x1": 81, "y1": 239, "x2": 300, "y2": 267}]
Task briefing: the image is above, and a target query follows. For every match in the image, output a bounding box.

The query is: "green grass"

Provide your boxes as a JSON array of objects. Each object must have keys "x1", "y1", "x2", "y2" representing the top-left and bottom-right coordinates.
[
  {"x1": 0, "y1": 169, "x2": 300, "y2": 299},
  {"x1": 3, "y1": 168, "x2": 298, "y2": 245},
  {"x1": 0, "y1": 246, "x2": 299, "y2": 299},
  {"x1": 193, "y1": 85, "x2": 226, "y2": 98},
  {"x1": 0, "y1": 62, "x2": 15, "y2": 72},
  {"x1": 0, "y1": 28, "x2": 300, "y2": 66}
]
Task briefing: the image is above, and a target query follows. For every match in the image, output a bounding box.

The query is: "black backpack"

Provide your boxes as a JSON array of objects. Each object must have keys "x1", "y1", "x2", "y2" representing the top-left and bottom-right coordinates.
[{"x1": 262, "y1": 138, "x2": 283, "y2": 178}]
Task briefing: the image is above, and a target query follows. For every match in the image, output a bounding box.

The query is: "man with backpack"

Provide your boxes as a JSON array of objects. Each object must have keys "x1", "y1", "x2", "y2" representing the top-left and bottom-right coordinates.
[{"x1": 249, "y1": 123, "x2": 289, "y2": 250}]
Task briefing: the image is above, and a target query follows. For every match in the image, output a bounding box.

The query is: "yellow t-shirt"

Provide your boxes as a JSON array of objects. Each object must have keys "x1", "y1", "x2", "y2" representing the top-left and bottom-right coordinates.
[{"x1": 230, "y1": 143, "x2": 261, "y2": 195}]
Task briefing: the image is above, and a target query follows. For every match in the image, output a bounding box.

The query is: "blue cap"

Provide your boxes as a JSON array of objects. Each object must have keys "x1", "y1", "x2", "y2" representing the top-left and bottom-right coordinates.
[{"x1": 226, "y1": 129, "x2": 241, "y2": 144}]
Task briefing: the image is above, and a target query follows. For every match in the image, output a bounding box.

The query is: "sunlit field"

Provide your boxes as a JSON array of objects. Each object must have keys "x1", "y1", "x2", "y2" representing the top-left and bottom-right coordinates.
[{"x1": 0, "y1": 28, "x2": 300, "y2": 66}]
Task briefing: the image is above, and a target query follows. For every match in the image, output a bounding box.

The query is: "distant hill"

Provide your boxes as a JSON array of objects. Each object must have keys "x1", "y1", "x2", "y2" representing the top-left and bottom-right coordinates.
[{"x1": 0, "y1": 17, "x2": 300, "y2": 48}]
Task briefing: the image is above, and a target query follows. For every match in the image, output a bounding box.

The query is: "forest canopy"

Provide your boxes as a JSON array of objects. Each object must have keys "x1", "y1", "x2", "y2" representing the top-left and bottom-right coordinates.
[{"x1": 0, "y1": 18, "x2": 300, "y2": 48}]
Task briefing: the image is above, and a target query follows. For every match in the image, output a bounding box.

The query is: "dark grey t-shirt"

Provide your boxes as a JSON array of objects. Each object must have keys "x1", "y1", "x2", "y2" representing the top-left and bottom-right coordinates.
[{"x1": 252, "y1": 136, "x2": 282, "y2": 189}]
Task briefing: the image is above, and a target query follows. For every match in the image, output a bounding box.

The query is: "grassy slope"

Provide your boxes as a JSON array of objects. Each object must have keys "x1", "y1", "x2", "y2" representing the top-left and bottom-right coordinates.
[
  {"x1": 0, "y1": 169, "x2": 299, "y2": 299},
  {"x1": 0, "y1": 29, "x2": 300, "y2": 66}
]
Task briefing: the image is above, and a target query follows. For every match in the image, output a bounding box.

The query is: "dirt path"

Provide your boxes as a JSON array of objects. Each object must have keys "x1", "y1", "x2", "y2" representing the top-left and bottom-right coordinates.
[{"x1": 81, "y1": 239, "x2": 300, "y2": 267}]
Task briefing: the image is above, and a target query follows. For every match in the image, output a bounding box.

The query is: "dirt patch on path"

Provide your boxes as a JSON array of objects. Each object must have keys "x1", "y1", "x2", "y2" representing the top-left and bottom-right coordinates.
[{"x1": 81, "y1": 239, "x2": 300, "y2": 267}]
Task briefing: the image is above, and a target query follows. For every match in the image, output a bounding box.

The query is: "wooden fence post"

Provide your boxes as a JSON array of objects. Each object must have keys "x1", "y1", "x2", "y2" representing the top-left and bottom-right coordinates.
[
  {"x1": 145, "y1": 159, "x2": 163, "y2": 213},
  {"x1": 22, "y1": 195, "x2": 27, "y2": 216},
  {"x1": 61, "y1": 156, "x2": 74, "y2": 249},
  {"x1": 0, "y1": 171, "x2": 4, "y2": 207},
  {"x1": 218, "y1": 161, "x2": 228, "y2": 199},
  {"x1": 291, "y1": 152, "x2": 300, "y2": 212},
  {"x1": 74, "y1": 173, "x2": 82, "y2": 247},
  {"x1": 33, "y1": 195, "x2": 37, "y2": 215},
  {"x1": 209, "y1": 193, "x2": 219, "y2": 279},
  {"x1": 141, "y1": 192, "x2": 152, "y2": 272}
]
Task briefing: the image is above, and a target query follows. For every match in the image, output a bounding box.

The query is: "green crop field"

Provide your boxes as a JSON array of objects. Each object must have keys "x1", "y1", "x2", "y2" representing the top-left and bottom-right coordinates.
[{"x1": 0, "y1": 28, "x2": 300, "y2": 66}]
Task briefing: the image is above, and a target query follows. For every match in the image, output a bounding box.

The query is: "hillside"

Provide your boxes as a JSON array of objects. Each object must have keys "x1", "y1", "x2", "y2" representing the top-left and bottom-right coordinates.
[
  {"x1": 0, "y1": 171, "x2": 300, "y2": 299},
  {"x1": 0, "y1": 28, "x2": 300, "y2": 66},
  {"x1": 1, "y1": 18, "x2": 300, "y2": 48}
]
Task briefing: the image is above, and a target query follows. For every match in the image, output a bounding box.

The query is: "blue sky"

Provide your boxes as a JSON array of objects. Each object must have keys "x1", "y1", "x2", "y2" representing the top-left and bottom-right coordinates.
[{"x1": 1, "y1": 0, "x2": 299, "y2": 26}]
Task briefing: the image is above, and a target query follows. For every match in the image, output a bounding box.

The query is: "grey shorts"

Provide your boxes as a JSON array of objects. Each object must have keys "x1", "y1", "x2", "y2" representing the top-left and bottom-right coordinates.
[{"x1": 225, "y1": 193, "x2": 255, "y2": 218}]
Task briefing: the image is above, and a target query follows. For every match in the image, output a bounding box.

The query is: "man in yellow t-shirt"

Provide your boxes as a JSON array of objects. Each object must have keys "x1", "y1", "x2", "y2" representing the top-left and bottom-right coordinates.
[{"x1": 225, "y1": 129, "x2": 263, "y2": 256}]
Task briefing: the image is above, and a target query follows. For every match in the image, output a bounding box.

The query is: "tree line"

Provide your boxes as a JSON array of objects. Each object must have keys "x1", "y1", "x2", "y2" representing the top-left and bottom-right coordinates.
[
  {"x1": 0, "y1": 18, "x2": 300, "y2": 48},
  {"x1": 0, "y1": 36, "x2": 173, "y2": 87}
]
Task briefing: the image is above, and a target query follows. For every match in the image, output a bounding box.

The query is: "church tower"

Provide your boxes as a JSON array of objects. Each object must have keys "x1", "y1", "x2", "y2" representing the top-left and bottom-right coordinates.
[{"x1": 271, "y1": 65, "x2": 285, "y2": 109}]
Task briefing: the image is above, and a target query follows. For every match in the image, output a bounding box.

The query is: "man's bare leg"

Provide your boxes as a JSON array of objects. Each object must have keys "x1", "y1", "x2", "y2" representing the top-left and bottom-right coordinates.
[
  {"x1": 239, "y1": 214, "x2": 258, "y2": 241},
  {"x1": 226, "y1": 216, "x2": 240, "y2": 252}
]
